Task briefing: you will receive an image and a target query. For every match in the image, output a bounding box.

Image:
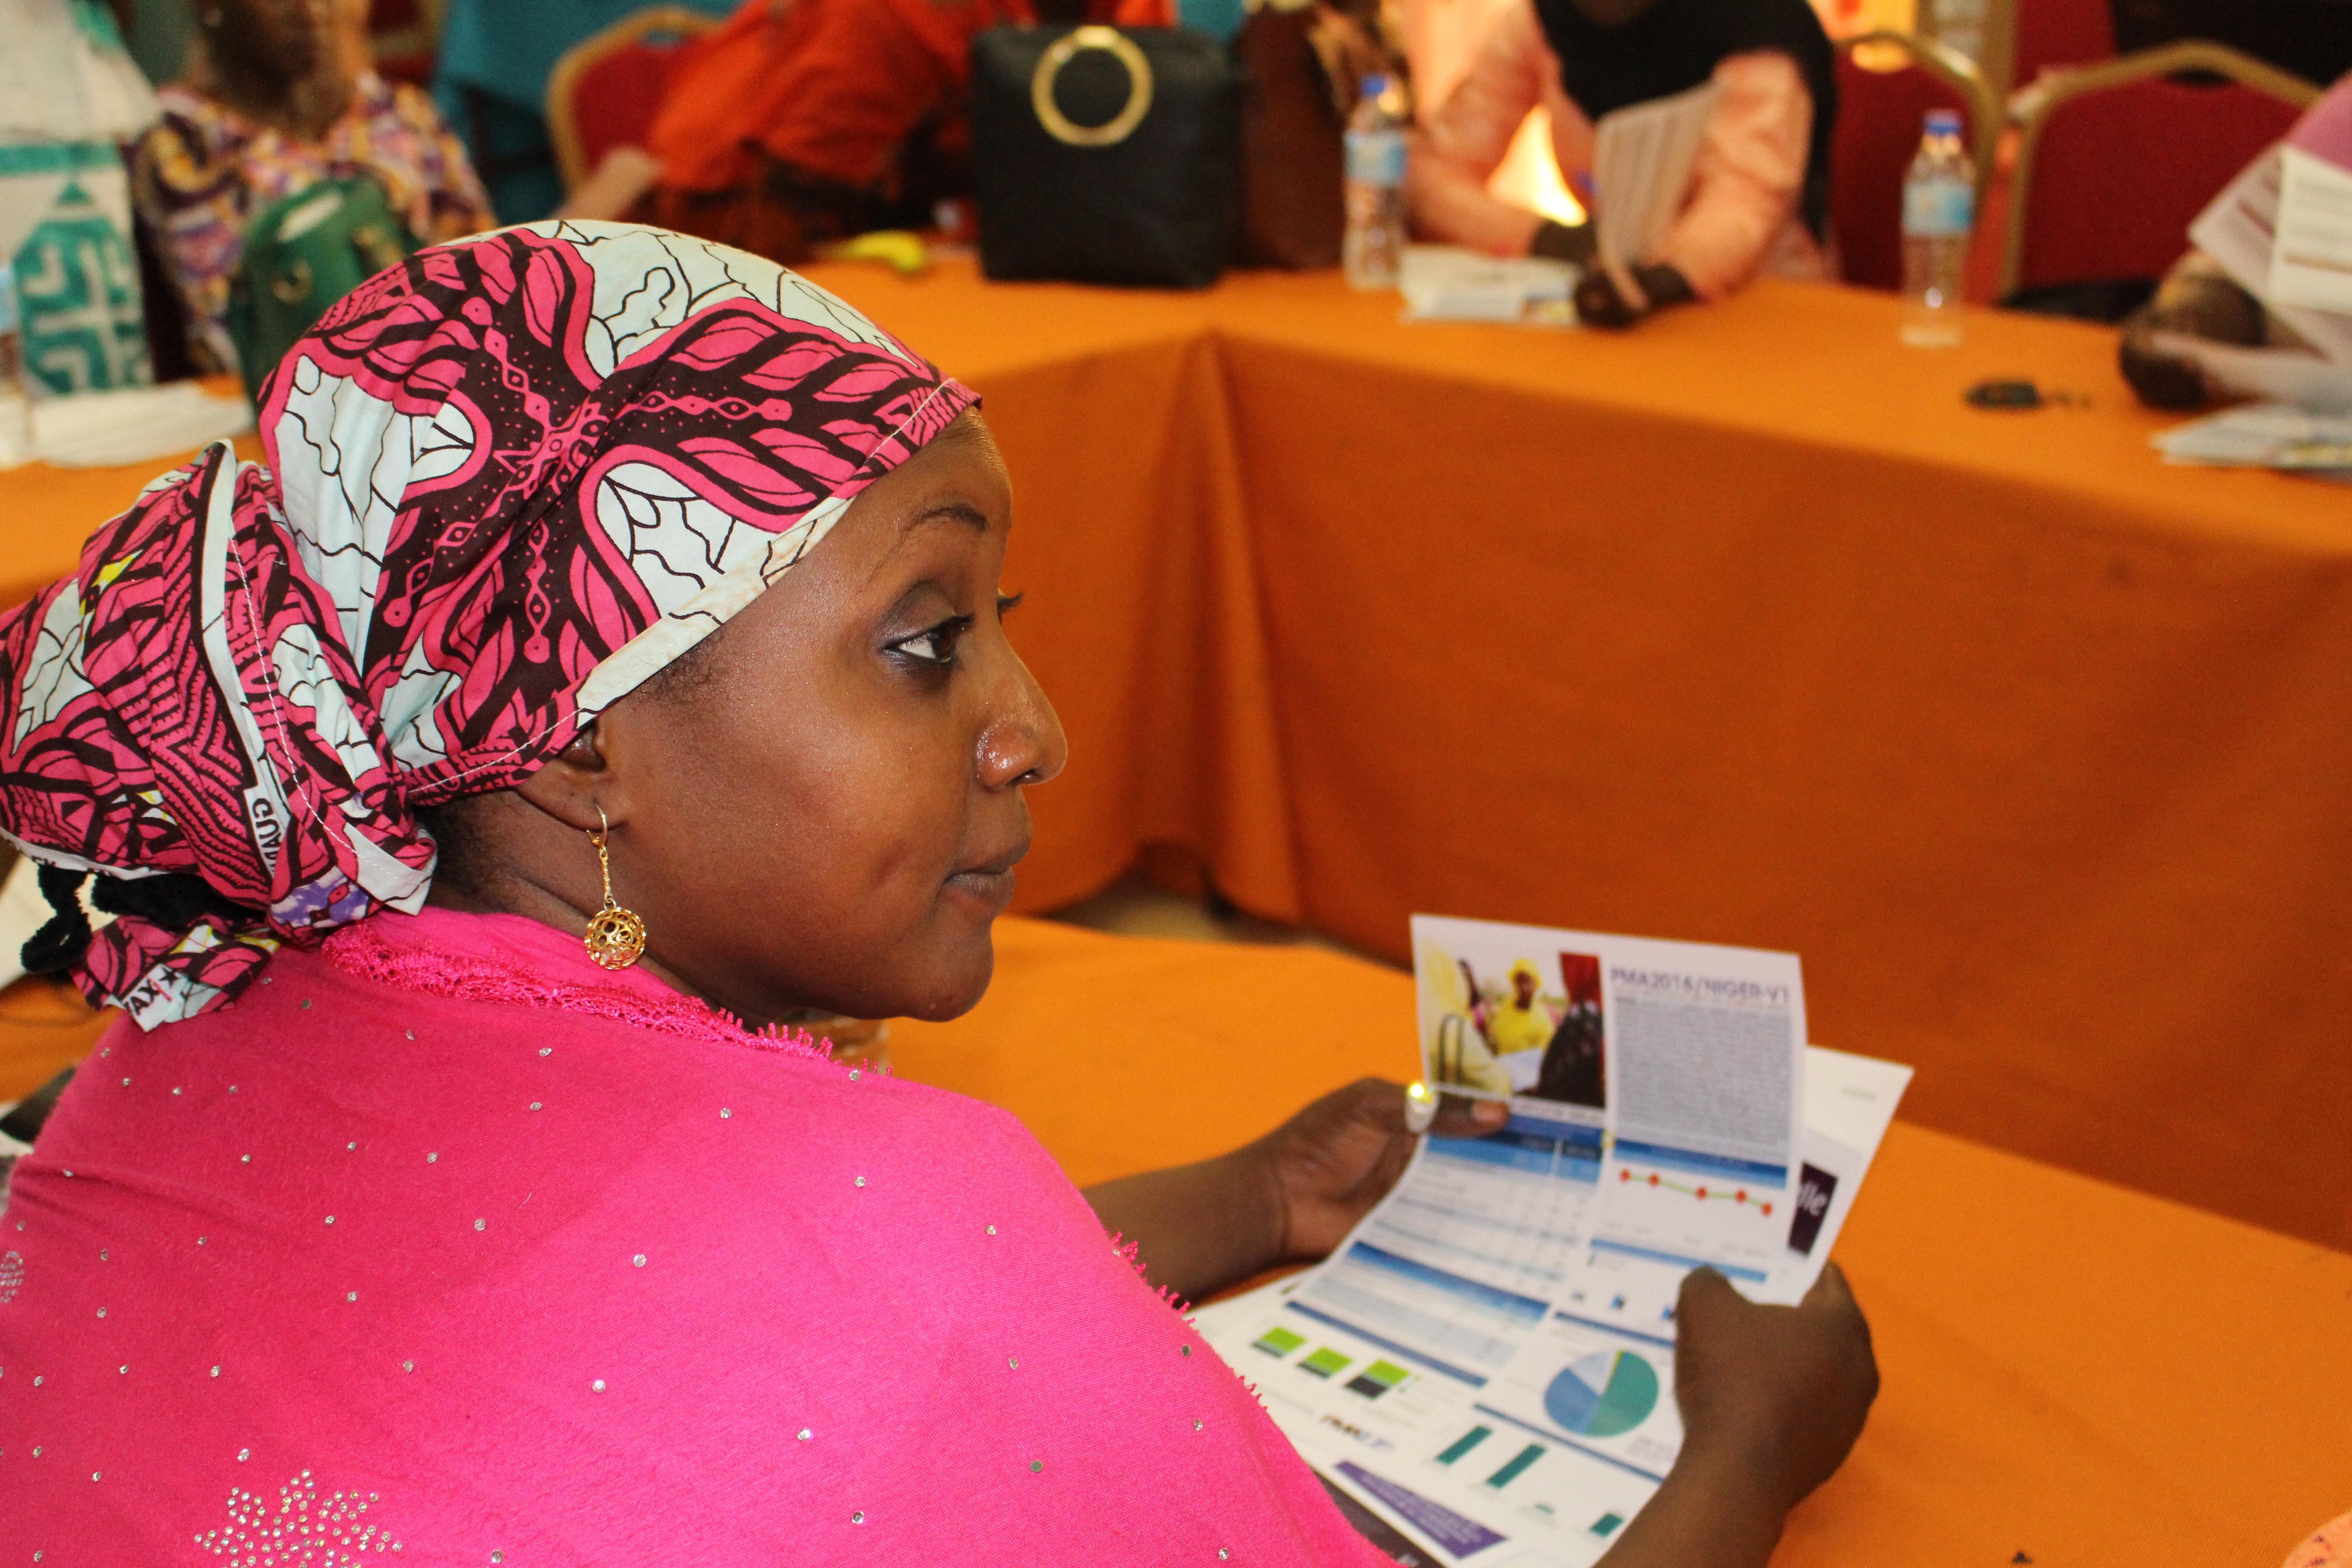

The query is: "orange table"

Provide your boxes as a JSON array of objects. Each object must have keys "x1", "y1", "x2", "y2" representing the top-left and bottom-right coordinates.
[
  {"x1": 896, "y1": 917, "x2": 2352, "y2": 1568},
  {"x1": 4, "y1": 265, "x2": 2347, "y2": 1251},
  {"x1": 808, "y1": 263, "x2": 2352, "y2": 1252}
]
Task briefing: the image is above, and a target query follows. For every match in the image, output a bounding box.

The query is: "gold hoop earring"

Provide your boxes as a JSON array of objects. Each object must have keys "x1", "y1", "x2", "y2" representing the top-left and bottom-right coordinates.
[{"x1": 582, "y1": 806, "x2": 647, "y2": 970}]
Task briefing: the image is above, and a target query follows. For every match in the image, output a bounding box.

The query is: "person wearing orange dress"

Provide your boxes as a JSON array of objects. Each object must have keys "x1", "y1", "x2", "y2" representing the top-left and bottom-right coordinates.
[{"x1": 622, "y1": 0, "x2": 1173, "y2": 261}]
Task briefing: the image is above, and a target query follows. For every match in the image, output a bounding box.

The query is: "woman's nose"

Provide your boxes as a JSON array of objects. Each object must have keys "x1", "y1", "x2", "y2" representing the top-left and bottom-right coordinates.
[{"x1": 977, "y1": 652, "x2": 1068, "y2": 790}]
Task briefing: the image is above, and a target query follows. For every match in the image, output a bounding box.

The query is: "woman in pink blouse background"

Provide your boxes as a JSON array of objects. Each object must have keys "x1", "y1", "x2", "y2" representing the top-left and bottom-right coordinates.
[
  {"x1": 1409, "y1": 0, "x2": 1838, "y2": 326},
  {"x1": 131, "y1": 0, "x2": 494, "y2": 374}
]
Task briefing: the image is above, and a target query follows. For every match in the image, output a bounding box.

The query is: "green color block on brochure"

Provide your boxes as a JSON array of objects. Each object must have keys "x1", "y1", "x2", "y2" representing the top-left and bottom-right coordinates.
[
  {"x1": 1301, "y1": 1347, "x2": 1352, "y2": 1377},
  {"x1": 1485, "y1": 1443, "x2": 1545, "y2": 1488},
  {"x1": 1253, "y1": 1325, "x2": 1306, "y2": 1357},
  {"x1": 1436, "y1": 1426, "x2": 1492, "y2": 1465}
]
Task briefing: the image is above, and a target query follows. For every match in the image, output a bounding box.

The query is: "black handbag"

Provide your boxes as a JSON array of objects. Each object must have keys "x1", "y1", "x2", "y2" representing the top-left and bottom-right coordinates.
[{"x1": 970, "y1": 25, "x2": 1241, "y2": 289}]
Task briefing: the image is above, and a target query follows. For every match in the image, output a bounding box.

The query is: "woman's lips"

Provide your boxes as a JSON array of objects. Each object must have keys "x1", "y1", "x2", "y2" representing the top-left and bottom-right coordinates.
[
  {"x1": 942, "y1": 866, "x2": 1018, "y2": 911},
  {"x1": 943, "y1": 840, "x2": 1028, "y2": 913}
]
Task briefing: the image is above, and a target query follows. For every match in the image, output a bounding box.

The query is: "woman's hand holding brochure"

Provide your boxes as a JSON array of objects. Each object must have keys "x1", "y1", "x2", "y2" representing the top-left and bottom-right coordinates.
[{"x1": 1602, "y1": 1264, "x2": 1878, "y2": 1568}]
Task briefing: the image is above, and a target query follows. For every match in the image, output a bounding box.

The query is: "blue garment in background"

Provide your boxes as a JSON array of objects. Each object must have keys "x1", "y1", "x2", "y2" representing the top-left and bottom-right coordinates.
[
  {"x1": 432, "y1": 0, "x2": 738, "y2": 223},
  {"x1": 1176, "y1": 0, "x2": 1246, "y2": 41}
]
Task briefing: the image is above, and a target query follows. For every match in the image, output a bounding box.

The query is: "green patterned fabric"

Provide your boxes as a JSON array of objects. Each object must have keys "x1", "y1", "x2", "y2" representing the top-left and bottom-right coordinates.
[
  {"x1": 0, "y1": 143, "x2": 124, "y2": 178},
  {"x1": 14, "y1": 172, "x2": 152, "y2": 394}
]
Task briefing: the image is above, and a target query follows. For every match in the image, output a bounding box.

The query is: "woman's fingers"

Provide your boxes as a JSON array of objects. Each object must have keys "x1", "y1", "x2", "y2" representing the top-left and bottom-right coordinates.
[
  {"x1": 1431, "y1": 1092, "x2": 1509, "y2": 1136},
  {"x1": 1803, "y1": 1260, "x2": 1856, "y2": 1313}
]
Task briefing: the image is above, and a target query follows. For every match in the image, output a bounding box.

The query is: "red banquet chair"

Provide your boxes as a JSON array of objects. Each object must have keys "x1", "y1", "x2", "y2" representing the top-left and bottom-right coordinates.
[
  {"x1": 2007, "y1": 0, "x2": 2116, "y2": 91},
  {"x1": 545, "y1": 5, "x2": 722, "y2": 194},
  {"x1": 2000, "y1": 40, "x2": 2321, "y2": 299},
  {"x1": 1830, "y1": 31, "x2": 1998, "y2": 291}
]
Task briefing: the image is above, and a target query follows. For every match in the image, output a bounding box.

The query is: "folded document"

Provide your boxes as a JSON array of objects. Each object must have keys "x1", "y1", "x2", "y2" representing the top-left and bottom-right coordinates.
[{"x1": 1195, "y1": 917, "x2": 1912, "y2": 1568}]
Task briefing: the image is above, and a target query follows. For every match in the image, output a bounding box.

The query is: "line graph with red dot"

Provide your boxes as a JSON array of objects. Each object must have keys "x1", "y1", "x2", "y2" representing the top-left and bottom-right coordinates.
[{"x1": 1619, "y1": 1166, "x2": 1773, "y2": 1217}]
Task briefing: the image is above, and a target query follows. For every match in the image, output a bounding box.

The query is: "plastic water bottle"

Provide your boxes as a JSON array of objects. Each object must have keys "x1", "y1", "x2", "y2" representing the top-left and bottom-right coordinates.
[
  {"x1": 1900, "y1": 109, "x2": 1974, "y2": 348},
  {"x1": 0, "y1": 262, "x2": 29, "y2": 465},
  {"x1": 1344, "y1": 74, "x2": 1408, "y2": 291}
]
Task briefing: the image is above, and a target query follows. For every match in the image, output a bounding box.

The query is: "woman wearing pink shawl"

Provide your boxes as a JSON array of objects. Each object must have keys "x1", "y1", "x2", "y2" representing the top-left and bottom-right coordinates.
[{"x1": 0, "y1": 222, "x2": 1874, "y2": 1562}]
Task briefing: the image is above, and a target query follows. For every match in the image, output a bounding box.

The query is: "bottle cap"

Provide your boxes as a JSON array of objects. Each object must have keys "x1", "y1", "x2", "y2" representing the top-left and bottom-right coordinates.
[{"x1": 1925, "y1": 109, "x2": 1962, "y2": 136}]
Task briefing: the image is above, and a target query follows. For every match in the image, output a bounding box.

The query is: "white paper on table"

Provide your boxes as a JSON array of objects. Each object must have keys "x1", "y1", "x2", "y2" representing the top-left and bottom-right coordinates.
[
  {"x1": 2152, "y1": 401, "x2": 2352, "y2": 470},
  {"x1": 1590, "y1": 82, "x2": 1721, "y2": 270},
  {"x1": 2270, "y1": 147, "x2": 2352, "y2": 315},
  {"x1": 28, "y1": 382, "x2": 253, "y2": 469},
  {"x1": 2188, "y1": 146, "x2": 2352, "y2": 366},
  {"x1": 1399, "y1": 245, "x2": 1579, "y2": 326},
  {"x1": 1193, "y1": 1042, "x2": 1911, "y2": 1568},
  {"x1": 2147, "y1": 332, "x2": 2352, "y2": 411}
]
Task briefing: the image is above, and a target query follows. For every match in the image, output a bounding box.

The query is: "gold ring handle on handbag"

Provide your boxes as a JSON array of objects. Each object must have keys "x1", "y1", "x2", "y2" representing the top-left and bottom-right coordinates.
[{"x1": 1031, "y1": 26, "x2": 1155, "y2": 148}]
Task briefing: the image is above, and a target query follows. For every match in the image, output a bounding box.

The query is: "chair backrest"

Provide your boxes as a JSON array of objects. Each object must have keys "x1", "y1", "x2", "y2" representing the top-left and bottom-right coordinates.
[
  {"x1": 2110, "y1": 0, "x2": 2352, "y2": 88},
  {"x1": 2002, "y1": 39, "x2": 2322, "y2": 297},
  {"x1": 1831, "y1": 31, "x2": 1997, "y2": 291},
  {"x1": 2009, "y1": 0, "x2": 2116, "y2": 90},
  {"x1": 545, "y1": 5, "x2": 722, "y2": 192}
]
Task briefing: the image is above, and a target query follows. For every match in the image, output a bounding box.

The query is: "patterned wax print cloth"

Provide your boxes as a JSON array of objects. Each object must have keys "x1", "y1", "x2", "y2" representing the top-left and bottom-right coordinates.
[
  {"x1": 0, "y1": 221, "x2": 975, "y2": 1028},
  {"x1": 131, "y1": 72, "x2": 495, "y2": 374},
  {"x1": 0, "y1": 904, "x2": 1395, "y2": 1563},
  {"x1": 0, "y1": 0, "x2": 161, "y2": 394}
]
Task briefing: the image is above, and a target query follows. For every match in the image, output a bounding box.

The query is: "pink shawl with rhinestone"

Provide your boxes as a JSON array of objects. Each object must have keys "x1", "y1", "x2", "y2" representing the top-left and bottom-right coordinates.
[{"x1": 0, "y1": 906, "x2": 1388, "y2": 1563}]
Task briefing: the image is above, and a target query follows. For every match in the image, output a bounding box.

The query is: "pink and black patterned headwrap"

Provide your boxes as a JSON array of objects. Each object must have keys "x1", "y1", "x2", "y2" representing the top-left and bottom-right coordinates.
[{"x1": 0, "y1": 222, "x2": 977, "y2": 1026}]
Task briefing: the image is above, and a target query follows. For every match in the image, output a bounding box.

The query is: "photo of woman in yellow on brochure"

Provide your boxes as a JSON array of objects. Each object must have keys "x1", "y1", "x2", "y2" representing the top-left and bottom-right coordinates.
[{"x1": 1422, "y1": 946, "x2": 1608, "y2": 1109}]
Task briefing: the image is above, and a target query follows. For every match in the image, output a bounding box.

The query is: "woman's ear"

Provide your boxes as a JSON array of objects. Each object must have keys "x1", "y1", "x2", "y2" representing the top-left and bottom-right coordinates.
[{"x1": 512, "y1": 721, "x2": 615, "y2": 832}]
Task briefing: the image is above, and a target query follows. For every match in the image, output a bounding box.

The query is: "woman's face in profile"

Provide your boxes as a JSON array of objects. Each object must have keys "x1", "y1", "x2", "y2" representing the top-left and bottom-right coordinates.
[{"x1": 597, "y1": 412, "x2": 1066, "y2": 1027}]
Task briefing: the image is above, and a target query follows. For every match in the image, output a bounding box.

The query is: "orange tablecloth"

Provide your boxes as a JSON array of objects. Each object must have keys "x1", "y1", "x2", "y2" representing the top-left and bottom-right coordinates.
[
  {"x1": 810, "y1": 263, "x2": 2352, "y2": 1252},
  {"x1": 4, "y1": 918, "x2": 2340, "y2": 1562},
  {"x1": 895, "y1": 917, "x2": 2352, "y2": 1568},
  {"x1": 3, "y1": 267, "x2": 2346, "y2": 1252}
]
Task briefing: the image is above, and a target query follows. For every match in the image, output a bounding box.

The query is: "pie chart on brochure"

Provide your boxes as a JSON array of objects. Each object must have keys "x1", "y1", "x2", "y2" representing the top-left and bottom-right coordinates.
[{"x1": 1543, "y1": 1349, "x2": 1659, "y2": 1438}]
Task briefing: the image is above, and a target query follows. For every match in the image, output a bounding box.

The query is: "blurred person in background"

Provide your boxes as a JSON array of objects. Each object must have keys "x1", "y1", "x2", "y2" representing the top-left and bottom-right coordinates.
[
  {"x1": 1408, "y1": 0, "x2": 1835, "y2": 328},
  {"x1": 558, "y1": 0, "x2": 1173, "y2": 262},
  {"x1": 131, "y1": 0, "x2": 493, "y2": 374},
  {"x1": 2117, "y1": 70, "x2": 2352, "y2": 410}
]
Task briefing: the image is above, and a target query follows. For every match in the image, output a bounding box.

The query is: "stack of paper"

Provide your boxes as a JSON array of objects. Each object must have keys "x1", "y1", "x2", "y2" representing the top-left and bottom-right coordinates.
[
  {"x1": 2151, "y1": 402, "x2": 2352, "y2": 475},
  {"x1": 1194, "y1": 916, "x2": 1912, "y2": 1568},
  {"x1": 21, "y1": 382, "x2": 253, "y2": 470},
  {"x1": 2188, "y1": 141, "x2": 2352, "y2": 372},
  {"x1": 1400, "y1": 247, "x2": 1578, "y2": 327},
  {"x1": 1590, "y1": 82, "x2": 1722, "y2": 272}
]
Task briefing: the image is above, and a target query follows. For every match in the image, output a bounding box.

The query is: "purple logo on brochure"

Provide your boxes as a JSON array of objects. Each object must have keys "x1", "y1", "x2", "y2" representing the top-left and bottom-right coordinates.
[
  {"x1": 1335, "y1": 1462, "x2": 1507, "y2": 1556},
  {"x1": 1788, "y1": 1162, "x2": 1838, "y2": 1256}
]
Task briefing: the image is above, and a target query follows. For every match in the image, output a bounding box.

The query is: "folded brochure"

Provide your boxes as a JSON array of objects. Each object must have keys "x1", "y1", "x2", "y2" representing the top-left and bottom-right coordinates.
[{"x1": 1193, "y1": 916, "x2": 1911, "y2": 1567}]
